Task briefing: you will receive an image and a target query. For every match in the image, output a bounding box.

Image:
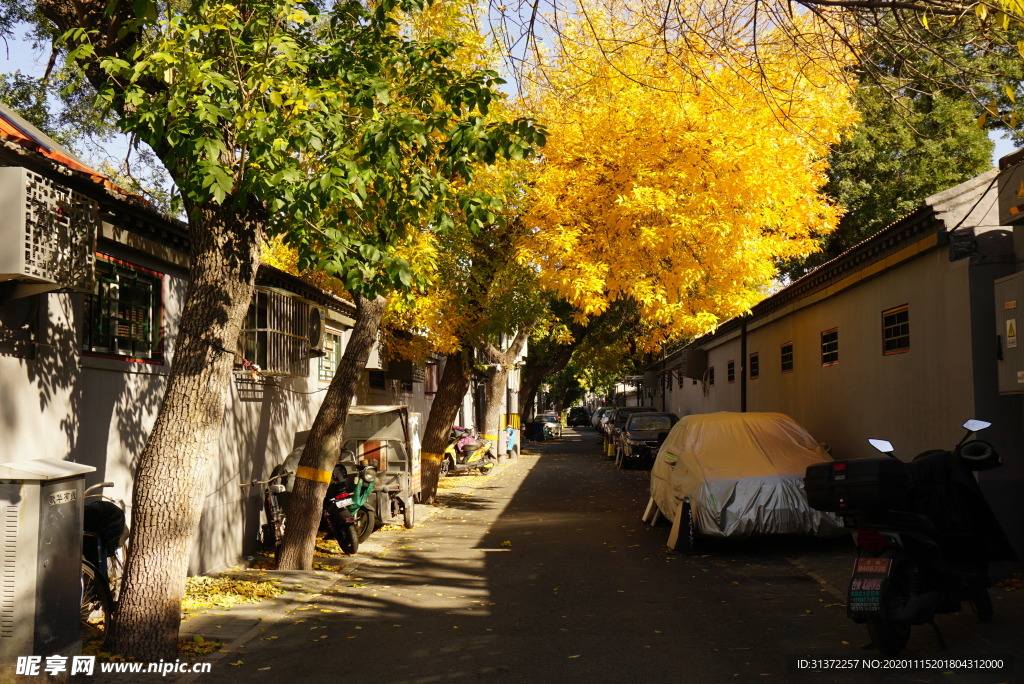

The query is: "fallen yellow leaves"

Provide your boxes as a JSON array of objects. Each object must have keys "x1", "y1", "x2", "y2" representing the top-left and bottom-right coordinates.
[{"x1": 182, "y1": 576, "x2": 284, "y2": 613}]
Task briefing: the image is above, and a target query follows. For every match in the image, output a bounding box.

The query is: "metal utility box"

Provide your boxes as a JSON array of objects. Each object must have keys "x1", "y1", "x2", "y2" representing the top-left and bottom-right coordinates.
[
  {"x1": 996, "y1": 271, "x2": 1024, "y2": 394},
  {"x1": 0, "y1": 459, "x2": 95, "y2": 661}
]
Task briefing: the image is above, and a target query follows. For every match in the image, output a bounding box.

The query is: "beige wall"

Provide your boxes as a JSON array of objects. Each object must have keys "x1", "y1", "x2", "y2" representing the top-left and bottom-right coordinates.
[{"x1": 666, "y1": 244, "x2": 978, "y2": 462}]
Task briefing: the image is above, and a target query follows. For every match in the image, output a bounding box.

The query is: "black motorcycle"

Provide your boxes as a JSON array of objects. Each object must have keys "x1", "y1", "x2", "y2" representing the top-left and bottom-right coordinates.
[{"x1": 805, "y1": 419, "x2": 1017, "y2": 656}]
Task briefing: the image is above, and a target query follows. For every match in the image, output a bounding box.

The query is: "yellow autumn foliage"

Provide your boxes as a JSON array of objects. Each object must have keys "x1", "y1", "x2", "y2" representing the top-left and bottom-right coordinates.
[{"x1": 519, "y1": 0, "x2": 859, "y2": 350}]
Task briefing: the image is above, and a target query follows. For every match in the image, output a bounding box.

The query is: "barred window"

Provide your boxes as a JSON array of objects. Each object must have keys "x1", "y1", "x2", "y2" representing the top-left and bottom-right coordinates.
[
  {"x1": 883, "y1": 306, "x2": 910, "y2": 355},
  {"x1": 727, "y1": 360, "x2": 735, "y2": 383},
  {"x1": 82, "y1": 254, "x2": 163, "y2": 362},
  {"x1": 318, "y1": 330, "x2": 344, "y2": 382},
  {"x1": 781, "y1": 342, "x2": 794, "y2": 373},
  {"x1": 708, "y1": 366, "x2": 715, "y2": 387},
  {"x1": 238, "y1": 288, "x2": 310, "y2": 377},
  {"x1": 821, "y1": 329, "x2": 839, "y2": 366},
  {"x1": 749, "y1": 352, "x2": 759, "y2": 380}
]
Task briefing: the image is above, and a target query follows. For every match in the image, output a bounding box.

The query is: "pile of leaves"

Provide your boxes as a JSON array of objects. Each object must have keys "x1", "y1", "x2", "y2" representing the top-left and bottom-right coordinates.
[
  {"x1": 995, "y1": 574, "x2": 1024, "y2": 592},
  {"x1": 182, "y1": 575, "x2": 284, "y2": 612}
]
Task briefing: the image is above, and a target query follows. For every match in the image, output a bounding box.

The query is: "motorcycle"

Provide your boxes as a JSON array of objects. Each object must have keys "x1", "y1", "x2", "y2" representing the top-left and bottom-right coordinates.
[
  {"x1": 441, "y1": 427, "x2": 495, "y2": 477},
  {"x1": 320, "y1": 466, "x2": 368, "y2": 555},
  {"x1": 805, "y1": 419, "x2": 1017, "y2": 656},
  {"x1": 333, "y1": 456, "x2": 379, "y2": 542}
]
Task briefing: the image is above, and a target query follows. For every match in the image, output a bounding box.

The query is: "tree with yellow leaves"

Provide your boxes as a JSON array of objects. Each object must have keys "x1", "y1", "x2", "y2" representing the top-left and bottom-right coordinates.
[{"x1": 518, "y1": 0, "x2": 859, "y2": 350}]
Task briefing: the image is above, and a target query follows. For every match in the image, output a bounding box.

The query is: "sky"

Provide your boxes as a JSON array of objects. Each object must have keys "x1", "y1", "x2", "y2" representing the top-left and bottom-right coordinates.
[{"x1": 1, "y1": 26, "x2": 1021, "y2": 169}]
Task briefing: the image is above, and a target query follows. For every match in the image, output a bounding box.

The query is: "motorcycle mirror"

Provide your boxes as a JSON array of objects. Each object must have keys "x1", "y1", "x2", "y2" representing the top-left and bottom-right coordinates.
[
  {"x1": 962, "y1": 419, "x2": 991, "y2": 433},
  {"x1": 868, "y1": 438, "x2": 894, "y2": 454}
]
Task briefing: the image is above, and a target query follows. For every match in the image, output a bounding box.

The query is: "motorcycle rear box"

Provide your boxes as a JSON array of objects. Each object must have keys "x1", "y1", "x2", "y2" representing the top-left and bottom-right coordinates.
[{"x1": 804, "y1": 458, "x2": 912, "y2": 512}]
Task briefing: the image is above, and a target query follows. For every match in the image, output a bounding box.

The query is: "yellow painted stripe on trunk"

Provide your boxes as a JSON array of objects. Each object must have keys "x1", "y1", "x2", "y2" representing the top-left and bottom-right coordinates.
[
  {"x1": 295, "y1": 465, "x2": 333, "y2": 484},
  {"x1": 422, "y1": 452, "x2": 444, "y2": 463},
  {"x1": 482, "y1": 434, "x2": 499, "y2": 442}
]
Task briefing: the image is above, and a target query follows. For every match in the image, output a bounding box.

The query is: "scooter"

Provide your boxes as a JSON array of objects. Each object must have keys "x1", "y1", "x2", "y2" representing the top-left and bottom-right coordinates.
[
  {"x1": 321, "y1": 466, "x2": 371, "y2": 555},
  {"x1": 441, "y1": 427, "x2": 495, "y2": 477},
  {"x1": 334, "y1": 458, "x2": 379, "y2": 542},
  {"x1": 805, "y1": 419, "x2": 1017, "y2": 656}
]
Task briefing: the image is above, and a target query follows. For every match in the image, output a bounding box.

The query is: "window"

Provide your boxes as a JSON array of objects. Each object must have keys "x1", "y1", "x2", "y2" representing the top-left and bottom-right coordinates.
[
  {"x1": 883, "y1": 305, "x2": 910, "y2": 355},
  {"x1": 727, "y1": 360, "x2": 735, "y2": 384},
  {"x1": 318, "y1": 329, "x2": 344, "y2": 382},
  {"x1": 781, "y1": 342, "x2": 794, "y2": 373},
  {"x1": 708, "y1": 366, "x2": 715, "y2": 387},
  {"x1": 237, "y1": 288, "x2": 311, "y2": 377},
  {"x1": 82, "y1": 254, "x2": 163, "y2": 362},
  {"x1": 749, "y1": 352, "x2": 759, "y2": 380},
  {"x1": 821, "y1": 329, "x2": 839, "y2": 366},
  {"x1": 368, "y1": 369, "x2": 386, "y2": 390}
]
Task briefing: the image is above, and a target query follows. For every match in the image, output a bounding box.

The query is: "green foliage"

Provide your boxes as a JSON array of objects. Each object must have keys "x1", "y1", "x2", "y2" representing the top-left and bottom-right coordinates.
[
  {"x1": 61, "y1": 0, "x2": 544, "y2": 299},
  {"x1": 781, "y1": 18, "x2": 999, "y2": 280}
]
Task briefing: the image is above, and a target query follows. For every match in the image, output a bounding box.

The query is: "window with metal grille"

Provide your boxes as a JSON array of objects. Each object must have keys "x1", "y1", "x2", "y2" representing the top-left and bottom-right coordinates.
[
  {"x1": 237, "y1": 288, "x2": 310, "y2": 376},
  {"x1": 82, "y1": 254, "x2": 163, "y2": 362},
  {"x1": 882, "y1": 305, "x2": 910, "y2": 355},
  {"x1": 708, "y1": 366, "x2": 715, "y2": 386},
  {"x1": 318, "y1": 329, "x2": 344, "y2": 382},
  {"x1": 821, "y1": 329, "x2": 839, "y2": 366},
  {"x1": 781, "y1": 342, "x2": 794, "y2": 373},
  {"x1": 727, "y1": 360, "x2": 735, "y2": 383},
  {"x1": 749, "y1": 352, "x2": 759, "y2": 379}
]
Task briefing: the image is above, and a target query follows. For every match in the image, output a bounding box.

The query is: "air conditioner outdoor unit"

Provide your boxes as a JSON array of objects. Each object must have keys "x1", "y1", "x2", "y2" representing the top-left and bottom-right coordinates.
[
  {"x1": 0, "y1": 167, "x2": 98, "y2": 291},
  {"x1": 678, "y1": 348, "x2": 708, "y2": 380},
  {"x1": 308, "y1": 305, "x2": 327, "y2": 353}
]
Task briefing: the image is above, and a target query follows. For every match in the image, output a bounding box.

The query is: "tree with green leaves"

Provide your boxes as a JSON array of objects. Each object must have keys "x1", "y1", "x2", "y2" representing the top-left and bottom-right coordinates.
[{"x1": 33, "y1": 0, "x2": 541, "y2": 658}]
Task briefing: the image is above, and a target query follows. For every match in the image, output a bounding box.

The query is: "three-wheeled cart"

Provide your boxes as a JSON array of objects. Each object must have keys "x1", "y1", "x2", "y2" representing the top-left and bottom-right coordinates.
[{"x1": 337, "y1": 405, "x2": 421, "y2": 529}]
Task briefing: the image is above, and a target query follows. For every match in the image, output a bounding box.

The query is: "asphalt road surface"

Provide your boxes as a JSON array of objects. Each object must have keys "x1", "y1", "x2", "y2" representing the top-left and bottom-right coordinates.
[{"x1": 183, "y1": 429, "x2": 1019, "y2": 684}]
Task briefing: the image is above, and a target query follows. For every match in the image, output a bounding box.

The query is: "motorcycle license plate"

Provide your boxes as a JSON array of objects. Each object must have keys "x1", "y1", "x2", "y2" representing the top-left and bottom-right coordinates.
[
  {"x1": 853, "y1": 557, "x2": 891, "y2": 575},
  {"x1": 335, "y1": 497, "x2": 353, "y2": 508},
  {"x1": 848, "y1": 557, "x2": 891, "y2": 614}
]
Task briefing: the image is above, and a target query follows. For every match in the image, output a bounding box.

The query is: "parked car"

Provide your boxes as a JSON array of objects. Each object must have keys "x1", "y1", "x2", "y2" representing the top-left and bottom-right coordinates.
[
  {"x1": 616, "y1": 412, "x2": 678, "y2": 468},
  {"x1": 567, "y1": 406, "x2": 591, "y2": 427},
  {"x1": 606, "y1": 406, "x2": 656, "y2": 458},
  {"x1": 648, "y1": 411, "x2": 842, "y2": 546},
  {"x1": 539, "y1": 412, "x2": 562, "y2": 439},
  {"x1": 591, "y1": 406, "x2": 612, "y2": 429}
]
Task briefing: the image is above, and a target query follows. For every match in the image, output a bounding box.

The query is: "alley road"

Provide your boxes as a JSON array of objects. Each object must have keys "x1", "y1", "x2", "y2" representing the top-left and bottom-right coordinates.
[{"x1": 180, "y1": 430, "x2": 1018, "y2": 684}]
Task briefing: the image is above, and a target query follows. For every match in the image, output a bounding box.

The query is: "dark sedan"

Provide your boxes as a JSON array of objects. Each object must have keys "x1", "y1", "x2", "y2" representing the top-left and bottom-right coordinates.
[{"x1": 616, "y1": 412, "x2": 678, "y2": 469}]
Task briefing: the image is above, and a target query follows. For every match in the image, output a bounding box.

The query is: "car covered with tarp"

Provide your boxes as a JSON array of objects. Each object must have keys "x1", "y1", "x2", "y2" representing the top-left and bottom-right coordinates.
[{"x1": 649, "y1": 412, "x2": 842, "y2": 539}]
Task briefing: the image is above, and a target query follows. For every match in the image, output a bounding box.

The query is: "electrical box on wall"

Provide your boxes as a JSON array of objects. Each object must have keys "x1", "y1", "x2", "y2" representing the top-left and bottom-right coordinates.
[{"x1": 996, "y1": 271, "x2": 1024, "y2": 394}]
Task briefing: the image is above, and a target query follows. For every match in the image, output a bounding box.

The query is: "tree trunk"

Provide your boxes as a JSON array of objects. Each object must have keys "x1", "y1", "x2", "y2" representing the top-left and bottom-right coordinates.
[
  {"x1": 419, "y1": 349, "x2": 473, "y2": 503},
  {"x1": 108, "y1": 200, "x2": 263, "y2": 660},
  {"x1": 275, "y1": 294, "x2": 387, "y2": 570},
  {"x1": 480, "y1": 329, "x2": 530, "y2": 461}
]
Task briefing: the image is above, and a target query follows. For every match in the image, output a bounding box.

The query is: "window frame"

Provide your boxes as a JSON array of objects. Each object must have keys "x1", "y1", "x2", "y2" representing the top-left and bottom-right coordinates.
[
  {"x1": 821, "y1": 328, "x2": 839, "y2": 366},
  {"x1": 81, "y1": 253, "x2": 164, "y2": 364},
  {"x1": 882, "y1": 305, "x2": 910, "y2": 355},
  {"x1": 317, "y1": 328, "x2": 345, "y2": 382},
  {"x1": 780, "y1": 342, "x2": 794, "y2": 373},
  {"x1": 708, "y1": 365, "x2": 715, "y2": 387},
  {"x1": 749, "y1": 352, "x2": 759, "y2": 380},
  {"x1": 237, "y1": 287, "x2": 312, "y2": 377},
  {"x1": 727, "y1": 360, "x2": 735, "y2": 384}
]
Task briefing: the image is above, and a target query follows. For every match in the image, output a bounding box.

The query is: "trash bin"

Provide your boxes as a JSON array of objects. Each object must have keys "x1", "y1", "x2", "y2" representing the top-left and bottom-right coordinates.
[
  {"x1": 530, "y1": 422, "x2": 545, "y2": 441},
  {"x1": 0, "y1": 459, "x2": 95, "y2": 668}
]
